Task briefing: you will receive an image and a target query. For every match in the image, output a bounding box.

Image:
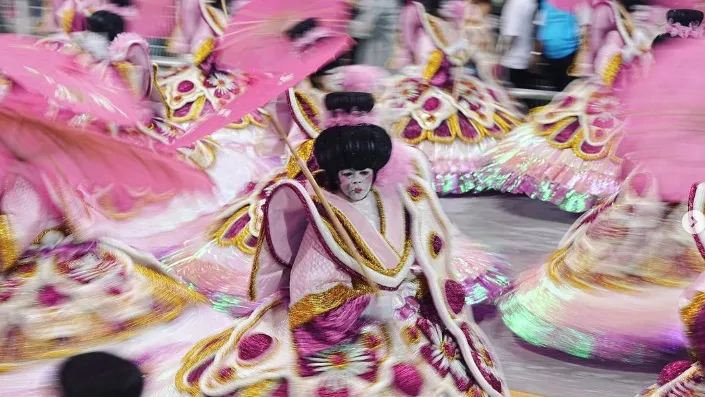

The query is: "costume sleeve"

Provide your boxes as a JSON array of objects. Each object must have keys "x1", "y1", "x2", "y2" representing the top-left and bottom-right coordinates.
[{"x1": 289, "y1": 223, "x2": 353, "y2": 304}]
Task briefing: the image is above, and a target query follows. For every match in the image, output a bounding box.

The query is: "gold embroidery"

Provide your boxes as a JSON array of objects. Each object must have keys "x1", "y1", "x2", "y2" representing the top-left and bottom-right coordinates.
[
  {"x1": 175, "y1": 327, "x2": 235, "y2": 396},
  {"x1": 61, "y1": 8, "x2": 75, "y2": 33},
  {"x1": 548, "y1": 246, "x2": 703, "y2": 293},
  {"x1": 289, "y1": 282, "x2": 374, "y2": 329},
  {"x1": 682, "y1": 291, "x2": 705, "y2": 337},
  {"x1": 401, "y1": 325, "x2": 421, "y2": 345},
  {"x1": 286, "y1": 139, "x2": 315, "y2": 178},
  {"x1": 213, "y1": 205, "x2": 257, "y2": 254},
  {"x1": 247, "y1": 233, "x2": 267, "y2": 301},
  {"x1": 193, "y1": 38, "x2": 215, "y2": 66},
  {"x1": 371, "y1": 189, "x2": 386, "y2": 235},
  {"x1": 216, "y1": 299, "x2": 283, "y2": 382},
  {"x1": 0, "y1": 265, "x2": 199, "y2": 369},
  {"x1": 428, "y1": 232, "x2": 442, "y2": 259},
  {"x1": 602, "y1": 54, "x2": 623, "y2": 88},
  {"x1": 239, "y1": 380, "x2": 279, "y2": 397},
  {"x1": 314, "y1": 197, "x2": 414, "y2": 277},
  {"x1": 0, "y1": 215, "x2": 17, "y2": 272},
  {"x1": 423, "y1": 50, "x2": 444, "y2": 82},
  {"x1": 168, "y1": 96, "x2": 207, "y2": 123}
]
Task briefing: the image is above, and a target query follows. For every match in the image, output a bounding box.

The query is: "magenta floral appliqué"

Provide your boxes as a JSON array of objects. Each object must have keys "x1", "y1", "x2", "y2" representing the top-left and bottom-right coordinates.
[{"x1": 417, "y1": 318, "x2": 472, "y2": 391}]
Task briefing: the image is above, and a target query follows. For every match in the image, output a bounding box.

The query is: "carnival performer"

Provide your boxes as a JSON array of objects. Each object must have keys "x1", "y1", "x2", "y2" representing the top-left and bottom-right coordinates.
[
  {"x1": 381, "y1": 0, "x2": 523, "y2": 195},
  {"x1": 479, "y1": 0, "x2": 652, "y2": 212},
  {"x1": 174, "y1": 91, "x2": 510, "y2": 397},
  {"x1": 501, "y1": 15, "x2": 705, "y2": 363},
  {"x1": 0, "y1": 77, "x2": 231, "y2": 397},
  {"x1": 160, "y1": 16, "x2": 511, "y2": 309},
  {"x1": 636, "y1": 182, "x2": 705, "y2": 396},
  {"x1": 36, "y1": 3, "x2": 285, "y2": 259}
]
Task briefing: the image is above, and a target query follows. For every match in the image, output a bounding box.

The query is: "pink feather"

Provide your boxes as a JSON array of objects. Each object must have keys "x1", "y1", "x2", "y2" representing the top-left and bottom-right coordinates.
[
  {"x1": 375, "y1": 140, "x2": 417, "y2": 188},
  {"x1": 0, "y1": 107, "x2": 212, "y2": 213}
]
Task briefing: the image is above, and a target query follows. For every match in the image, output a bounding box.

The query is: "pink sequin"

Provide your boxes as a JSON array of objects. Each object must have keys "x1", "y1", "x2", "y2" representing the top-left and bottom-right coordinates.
[
  {"x1": 444, "y1": 280, "x2": 465, "y2": 314},
  {"x1": 177, "y1": 81, "x2": 195, "y2": 93},
  {"x1": 431, "y1": 234, "x2": 444, "y2": 256},
  {"x1": 422, "y1": 97, "x2": 441, "y2": 112},
  {"x1": 238, "y1": 333, "x2": 274, "y2": 361},
  {"x1": 393, "y1": 363, "x2": 423, "y2": 396},
  {"x1": 657, "y1": 361, "x2": 692, "y2": 385}
]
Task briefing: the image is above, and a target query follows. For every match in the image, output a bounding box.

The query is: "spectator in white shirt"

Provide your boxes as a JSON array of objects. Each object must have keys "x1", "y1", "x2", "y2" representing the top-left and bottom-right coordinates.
[{"x1": 499, "y1": 0, "x2": 538, "y2": 88}]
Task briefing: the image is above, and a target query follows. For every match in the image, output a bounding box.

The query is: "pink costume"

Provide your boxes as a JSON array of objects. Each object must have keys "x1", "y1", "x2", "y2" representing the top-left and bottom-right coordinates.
[
  {"x1": 501, "y1": 13, "x2": 705, "y2": 363},
  {"x1": 481, "y1": 0, "x2": 652, "y2": 212},
  {"x1": 637, "y1": 182, "x2": 705, "y2": 395},
  {"x1": 0, "y1": 176, "x2": 232, "y2": 396},
  {"x1": 382, "y1": 3, "x2": 521, "y2": 194},
  {"x1": 174, "y1": 131, "x2": 510, "y2": 397},
  {"x1": 163, "y1": 79, "x2": 512, "y2": 311},
  {"x1": 381, "y1": 1, "x2": 523, "y2": 195},
  {"x1": 0, "y1": 63, "x2": 230, "y2": 396}
]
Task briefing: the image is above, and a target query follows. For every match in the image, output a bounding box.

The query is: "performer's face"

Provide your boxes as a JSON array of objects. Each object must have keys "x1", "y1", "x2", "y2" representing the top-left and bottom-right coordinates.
[{"x1": 338, "y1": 168, "x2": 373, "y2": 202}]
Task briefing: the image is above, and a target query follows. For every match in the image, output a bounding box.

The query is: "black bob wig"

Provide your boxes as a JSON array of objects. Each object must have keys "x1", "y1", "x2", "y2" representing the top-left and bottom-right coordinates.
[
  {"x1": 87, "y1": 10, "x2": 125, "y2": 41},
  {"x1": 58, "y1": 351, "x2": 144, "y2": 397},
  {"x1": 313, "y1": 92, "x2": 392, "y2": 191}
]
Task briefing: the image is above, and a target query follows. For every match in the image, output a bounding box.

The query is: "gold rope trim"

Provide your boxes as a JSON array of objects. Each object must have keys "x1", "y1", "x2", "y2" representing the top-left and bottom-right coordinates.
[{"x1": 289, "y1": 282, "x2": 374, "y2": 329}]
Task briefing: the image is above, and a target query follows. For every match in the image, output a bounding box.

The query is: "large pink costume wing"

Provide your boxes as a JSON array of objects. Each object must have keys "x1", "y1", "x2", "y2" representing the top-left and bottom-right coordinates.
[
  {"x1": 0, "y1": 36, "x2": 146, "y2": 126},
  {"x1": 0, "y1": 108, "x2": 211, "y2": 213},
  {"x1": 618, "y1": 39, "x2": 705, "y2": 202}
]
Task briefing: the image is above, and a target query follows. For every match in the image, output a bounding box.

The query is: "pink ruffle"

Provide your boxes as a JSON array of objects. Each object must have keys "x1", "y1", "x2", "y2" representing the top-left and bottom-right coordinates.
[{"x1": 666, "y1": 21, "x2": 704, "y2": 38}]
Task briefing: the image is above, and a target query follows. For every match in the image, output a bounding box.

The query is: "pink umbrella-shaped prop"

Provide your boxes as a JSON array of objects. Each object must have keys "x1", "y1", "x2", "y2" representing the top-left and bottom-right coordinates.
[
  {"x1": 0, "y1": 35, "x2": 146, "y2": 126},
  {"x1": 164, "y1": 0, "x2": 354, "y2": 150}
]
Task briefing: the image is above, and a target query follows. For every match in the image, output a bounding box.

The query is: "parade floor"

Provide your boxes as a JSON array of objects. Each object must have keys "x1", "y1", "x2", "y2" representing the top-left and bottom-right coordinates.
[{"x1": 442, "y1": 194, "x2": 670, "y2": 397}]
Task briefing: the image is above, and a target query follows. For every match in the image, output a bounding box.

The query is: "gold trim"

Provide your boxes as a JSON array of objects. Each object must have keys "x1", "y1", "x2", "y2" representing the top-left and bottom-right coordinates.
[
  {"x1": 0, "y1": 215, "x2": 18, "y2": 272},
  {"x1": 602, "y1": 54, "x2": 623, "y2": 88},
  {"x1": 175, "y1": 326, "x2": 236, "y2": 396},
  {"x1": 168, "y1": 95, "x2": 208, "y2": 123},
  {"x1": 0, "y1": 265, "x2": 201, "y2": 369},
  {"x1": 314, "y1": 197, "x2": 414, "y2": 277},
  {"x1": 193, "y1": 38, "x2": 215, "y2": 66},
  {"x1": 286, "y1": 139, "x2": 315, "y2": 178},
  {"x1": 422, "y1": 50, "x2": 444, "y2": 82},
  {"x1": 213, "y1": 205, "x2": 258, "y2": 255},
  {"x1": 289, "y1": 282, "x2": 374, "y2": 329}
]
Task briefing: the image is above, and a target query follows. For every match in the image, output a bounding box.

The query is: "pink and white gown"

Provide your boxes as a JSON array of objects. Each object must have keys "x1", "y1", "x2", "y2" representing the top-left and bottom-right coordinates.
[
  {"x1": 636, "y1": 182, "x2": 705, "y2": 395},
  {"x1": 481, "y1": 0, "x2": 652, "y2": 212},
  {"x1": 0, "y1": 171, "x2": 232, "y2": 397},
  {"x1": 501, "y1": 170, "x2": 704, "y2": 362},
  {"x1": 381, "y1": 1, "x2": 523, "y2": 195},
  {"x1": 173, "y1": 159, "x2": 511, "y2": 397},
  {"x1": 163, "y1": 81, "x2": 512, "y2": 311}
]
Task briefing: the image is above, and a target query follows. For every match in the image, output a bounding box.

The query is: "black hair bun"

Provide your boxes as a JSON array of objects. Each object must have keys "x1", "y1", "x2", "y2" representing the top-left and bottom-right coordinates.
[
  {"x1": 87, "y1": 10, "x2": 125, "y2": 41},
  {"x1": 286, "y1": 18, "x2": 318, "y2": 40},
  {"x1": 59, "y1": 352, "x2": 144, "y2": 397},
  {"x1": 667, "y1": 9, "x2": 704, "y2": 25},
  {"x1": 652, "y1": 33, "x2": 673, "y2": 46},
  {"x1": 110, "y1": 0, "x2": 131, "y2": 6},
  {"x1": 324, "y1": 92, "x2": 375, "y2": 114}
]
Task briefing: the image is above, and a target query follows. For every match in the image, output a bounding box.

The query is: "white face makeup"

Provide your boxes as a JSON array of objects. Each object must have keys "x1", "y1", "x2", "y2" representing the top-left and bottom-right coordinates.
[{"x1": 338, "y1": 168, "x2": 374, "y2": 202}]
